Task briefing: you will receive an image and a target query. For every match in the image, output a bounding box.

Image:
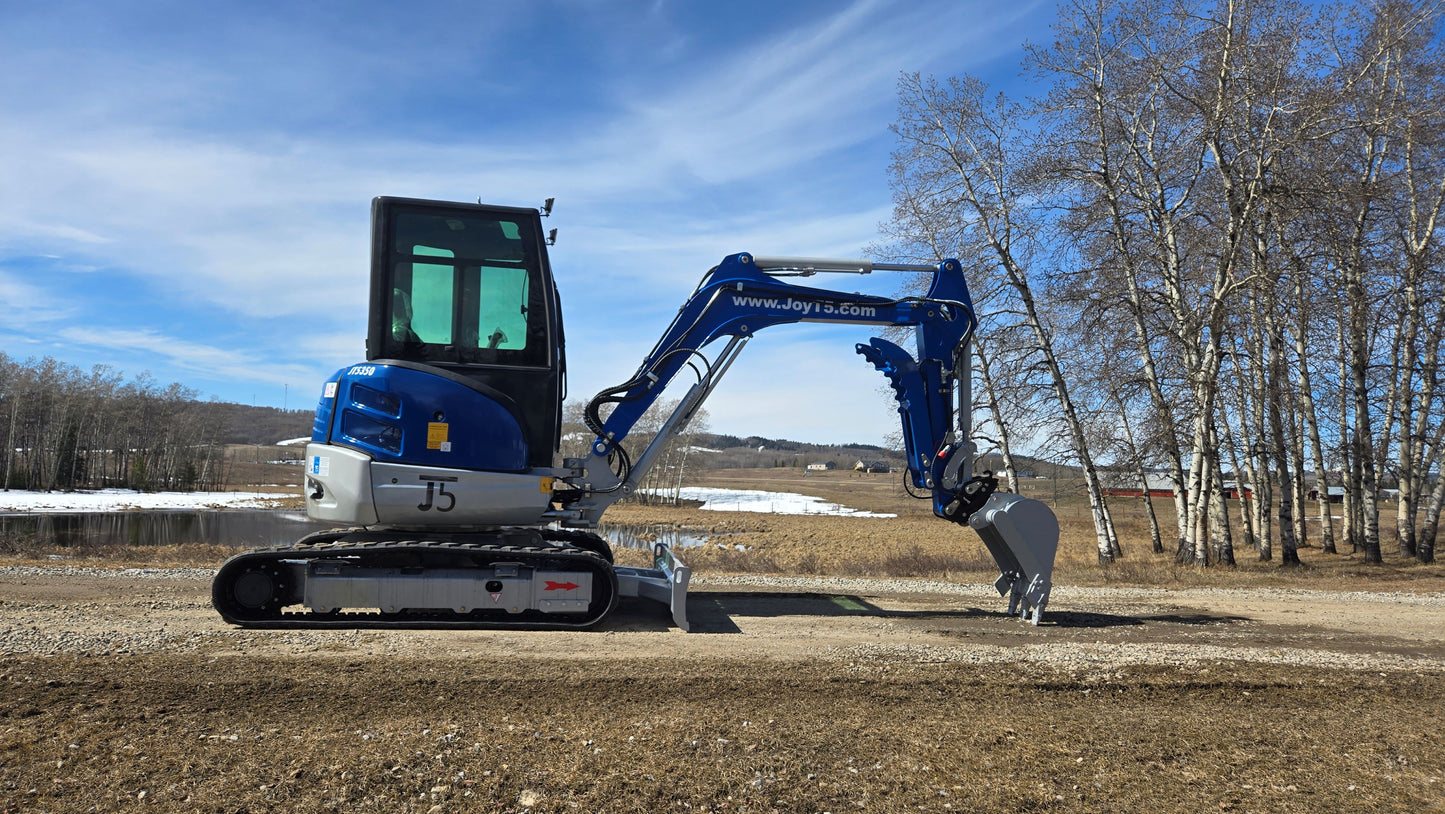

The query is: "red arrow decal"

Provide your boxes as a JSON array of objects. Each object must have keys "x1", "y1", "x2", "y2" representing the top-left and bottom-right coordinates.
[{"x1": 544, "y1": 580, "x2": 579, "y2": 592}]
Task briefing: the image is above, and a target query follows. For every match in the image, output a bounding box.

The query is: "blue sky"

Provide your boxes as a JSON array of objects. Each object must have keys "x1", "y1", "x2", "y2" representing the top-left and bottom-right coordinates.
[{"x1": 1, "y1": 0, "x2": 1053, "y2": 445}]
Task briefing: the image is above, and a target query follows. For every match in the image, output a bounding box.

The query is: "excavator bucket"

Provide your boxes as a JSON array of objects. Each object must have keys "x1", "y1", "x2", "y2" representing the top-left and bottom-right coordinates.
[{"x1": 968, "y1": 493, "x2": 1059, "y2": 624}]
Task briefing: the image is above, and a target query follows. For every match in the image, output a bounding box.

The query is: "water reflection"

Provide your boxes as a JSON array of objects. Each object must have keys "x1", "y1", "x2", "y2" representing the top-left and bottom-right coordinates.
[
  {"x1": 599, "y1": 523, "x2": 712, "y2": 551},
  {"x1": 0, "y1": 510, "x2": 333, "y2": 550}
]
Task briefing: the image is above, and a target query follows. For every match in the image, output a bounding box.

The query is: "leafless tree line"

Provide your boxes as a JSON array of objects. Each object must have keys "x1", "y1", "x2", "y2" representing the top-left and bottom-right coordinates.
[
  {"x1": 884, "y1": 0, "x2": 1444, "y2": 564},
  {"x1": 0, "y1": 354, "x2": 228, "y2": 492}
]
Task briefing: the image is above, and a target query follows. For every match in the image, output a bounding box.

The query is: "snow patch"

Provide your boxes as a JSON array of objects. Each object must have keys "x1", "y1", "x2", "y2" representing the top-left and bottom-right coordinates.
[{"x1": 668, "y1": 487, "x2": 895, "y2": 517}]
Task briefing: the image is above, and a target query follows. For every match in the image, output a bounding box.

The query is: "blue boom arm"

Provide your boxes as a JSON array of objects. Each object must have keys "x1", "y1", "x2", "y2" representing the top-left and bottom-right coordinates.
[{"x1": 577, "y1": 252, "x2": 979, "y2": 520}]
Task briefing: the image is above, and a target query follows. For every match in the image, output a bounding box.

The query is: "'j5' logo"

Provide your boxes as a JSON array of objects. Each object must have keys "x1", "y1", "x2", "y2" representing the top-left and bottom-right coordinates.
[{"x1": 417, "y1": 480, "x2": 456, "y2": 512}]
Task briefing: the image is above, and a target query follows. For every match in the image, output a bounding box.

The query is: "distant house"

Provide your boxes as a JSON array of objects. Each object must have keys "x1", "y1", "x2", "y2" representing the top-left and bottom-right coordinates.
[
  {"x1": 853, "y1": 460, "x2": 891, "y2": 473},
  {"x1": 1308, "y1": 486, "x2": 1346, "y2": 503},
  {"x1": 806, "y1": 461, "x2": 837, "y2": 472},
  {"x1": 1220, "y1": 481, "x2": 1254, "y2": 500},
  {"x1": 1100, "y1": 471, "x2": 1177, "y2": 498},
  {"x1": 1100, "y1": 469, "x2": 1254, "y2": 499}
]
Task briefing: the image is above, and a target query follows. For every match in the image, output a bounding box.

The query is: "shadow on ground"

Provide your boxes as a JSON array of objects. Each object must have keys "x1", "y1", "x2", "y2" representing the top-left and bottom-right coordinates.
[{"x1": 610, "y1": 590, "x2": 1255, "y2": 634}]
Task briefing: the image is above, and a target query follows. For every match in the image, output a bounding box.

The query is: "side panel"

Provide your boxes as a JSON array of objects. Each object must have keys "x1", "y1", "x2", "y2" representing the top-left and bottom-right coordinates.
[
  {"x1": 310, "y1": 369, "x2": 344, "y2": 443},
  {"x1": 370, "y1": 461, "x2": 553, "y2": 527},
  {"x1": 305, "y1": 443, "x2": 554, "y2": 527},
  {"x1": 302, "y1": 566, "x2": 593, "y2": 615}
]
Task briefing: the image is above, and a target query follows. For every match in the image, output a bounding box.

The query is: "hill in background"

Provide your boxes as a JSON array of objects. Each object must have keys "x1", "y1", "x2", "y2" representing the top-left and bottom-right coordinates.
[
  {"x1": 199, "y1": 403, "x2": 314, "y2": 446},
  {"x1": 685, "y1": 432, "x2": 1062, "y2": 476}
]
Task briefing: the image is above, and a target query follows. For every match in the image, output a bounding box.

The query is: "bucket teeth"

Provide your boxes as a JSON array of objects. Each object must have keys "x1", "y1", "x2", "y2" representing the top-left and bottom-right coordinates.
[{"x1": 968, "y1": 493, "x2": 1059, "y2": 625}]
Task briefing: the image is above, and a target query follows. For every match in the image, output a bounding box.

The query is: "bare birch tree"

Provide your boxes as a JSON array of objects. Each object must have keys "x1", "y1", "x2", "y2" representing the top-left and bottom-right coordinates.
[{"x1": 882, "y1": 0, "x2": 1442, "y2": 568}]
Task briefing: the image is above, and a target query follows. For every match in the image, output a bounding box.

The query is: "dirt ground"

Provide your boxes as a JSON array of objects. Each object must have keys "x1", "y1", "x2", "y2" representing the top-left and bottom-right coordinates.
[
  {"x1": 3, "y1": 469, "x2": 1444, "y2": 813},
  {"x1": 2, "y1": 566, "x2": 1444, "y2": 814}
]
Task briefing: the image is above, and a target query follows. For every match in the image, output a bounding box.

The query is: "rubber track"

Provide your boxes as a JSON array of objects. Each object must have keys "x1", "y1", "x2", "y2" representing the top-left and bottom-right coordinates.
[{"x1": 212, "y1": 534, "x2": 619, "y2": 630}]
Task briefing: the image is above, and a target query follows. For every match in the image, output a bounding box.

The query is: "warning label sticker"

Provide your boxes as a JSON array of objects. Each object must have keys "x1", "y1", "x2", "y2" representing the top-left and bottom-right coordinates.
[{"x1": 427, "y1": 422, "x2": 449, "y2": 450}]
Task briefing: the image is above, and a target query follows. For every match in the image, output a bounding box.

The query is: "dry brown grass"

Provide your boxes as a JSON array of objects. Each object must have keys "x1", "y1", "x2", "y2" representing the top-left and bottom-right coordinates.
[
  {"x1": 0, "y1": 538, "x2": 239, "y2": 569},
  {"x1": 612, "y1": 470, "x2": 1445, "y2": 593}
]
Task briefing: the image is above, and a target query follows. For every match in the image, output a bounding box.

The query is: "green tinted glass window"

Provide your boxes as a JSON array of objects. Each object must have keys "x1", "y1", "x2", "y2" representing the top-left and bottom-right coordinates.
[
  {"x1": 407, "y1": 246, "x2": 455, "y2": 344},
  {"x1": 384, "y1": 211, "x2": 547, "y2": 366},
  {"x1": 473, "y1": 266, "x2": 530, "y2": 350}
]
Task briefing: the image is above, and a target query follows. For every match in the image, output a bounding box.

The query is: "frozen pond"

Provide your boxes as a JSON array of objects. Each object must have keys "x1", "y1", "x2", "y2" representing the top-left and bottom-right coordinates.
[{"x1": 0, "y1": 509, "x2": 332, "y2": 550}]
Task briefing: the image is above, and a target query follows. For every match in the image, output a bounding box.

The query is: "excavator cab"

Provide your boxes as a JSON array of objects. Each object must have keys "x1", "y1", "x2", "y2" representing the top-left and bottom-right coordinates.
[
  {"x1": 298, "y1": 198, "x2": 571, "y2": 527},
  {"x1": 364, "y1": 196, "x2": 564, "y2": 469}
]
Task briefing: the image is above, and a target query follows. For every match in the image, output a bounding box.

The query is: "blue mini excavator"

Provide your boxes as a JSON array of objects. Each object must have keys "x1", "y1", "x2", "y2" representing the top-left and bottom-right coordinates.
[{"x1": 212, "y1": 197, "x2": 1060, "y2": 631}]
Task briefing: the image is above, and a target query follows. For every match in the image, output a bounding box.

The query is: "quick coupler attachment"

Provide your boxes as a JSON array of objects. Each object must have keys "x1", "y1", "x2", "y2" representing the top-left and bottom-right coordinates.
[
  {"x1": 967, "y1": 492, "x2": 1060, "y2": 625},
  {"x1": 614, "y1": 543, "x2": 692, "y2": 631}
]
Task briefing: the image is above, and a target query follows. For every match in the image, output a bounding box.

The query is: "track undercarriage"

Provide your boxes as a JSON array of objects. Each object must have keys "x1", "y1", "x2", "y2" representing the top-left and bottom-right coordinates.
[{"x1": 212, "y1": 528, "x2": 691, "y2": 631}]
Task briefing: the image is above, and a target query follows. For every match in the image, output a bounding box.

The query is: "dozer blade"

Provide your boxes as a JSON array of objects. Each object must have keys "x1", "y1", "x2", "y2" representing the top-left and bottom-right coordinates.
[
  {"x1": 614, "y1": 543, "x2": 692, "y2": 631},
  {"x1": 967, "y1": 492, "x2": 1059, "y2": 624}
]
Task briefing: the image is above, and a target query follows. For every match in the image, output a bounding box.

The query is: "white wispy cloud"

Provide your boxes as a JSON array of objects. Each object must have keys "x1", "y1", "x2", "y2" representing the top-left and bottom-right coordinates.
[
  {"x1": 56, "y1": 326, "x2": 318, "y2": 387},
  {"x1": 0, "y1": 269, "x2": 78, "y2": 326}
]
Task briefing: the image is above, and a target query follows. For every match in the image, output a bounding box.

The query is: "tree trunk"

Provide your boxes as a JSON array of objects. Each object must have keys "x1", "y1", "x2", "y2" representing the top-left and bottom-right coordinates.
[
  {"x1": 1222, "y1": 417, "x2": 1256, "y2": 555},
  {"x1": 1292, "y1": 268, "x2": 1336, "y2": 554},
  {"x1": 1420, "y1": 473, "x2": 1444, "y2": 565},
  {"x1": 2, "y1": 396, "x2": 17, "y2": 491},
  {"x1": 1209, "y1": 420, "x2": 1235, "y2": 566},
  {"x1": 974, "y1": 334, "x2": 1023, "y2": 496},
  {"x1": 1116, "y1": 391, "x2": 1163, "y2": 554}
]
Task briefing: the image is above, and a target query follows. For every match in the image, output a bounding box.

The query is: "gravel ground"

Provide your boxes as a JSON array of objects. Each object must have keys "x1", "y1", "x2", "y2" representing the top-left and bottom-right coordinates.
[{"x1": 3, "y1": 564, "x2": 1443, "y2": 673}]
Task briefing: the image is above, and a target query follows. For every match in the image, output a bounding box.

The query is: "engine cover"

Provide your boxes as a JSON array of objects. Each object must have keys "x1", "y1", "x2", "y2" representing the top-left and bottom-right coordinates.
[{"x1": 313, "y1": 362, "x2": 530, "y2": 474}]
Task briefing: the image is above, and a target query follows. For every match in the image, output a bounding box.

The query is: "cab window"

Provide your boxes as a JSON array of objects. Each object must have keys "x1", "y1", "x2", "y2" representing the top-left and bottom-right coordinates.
[{"x1": 384, "y1": 211, "x2": 546, "y2": 366}]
